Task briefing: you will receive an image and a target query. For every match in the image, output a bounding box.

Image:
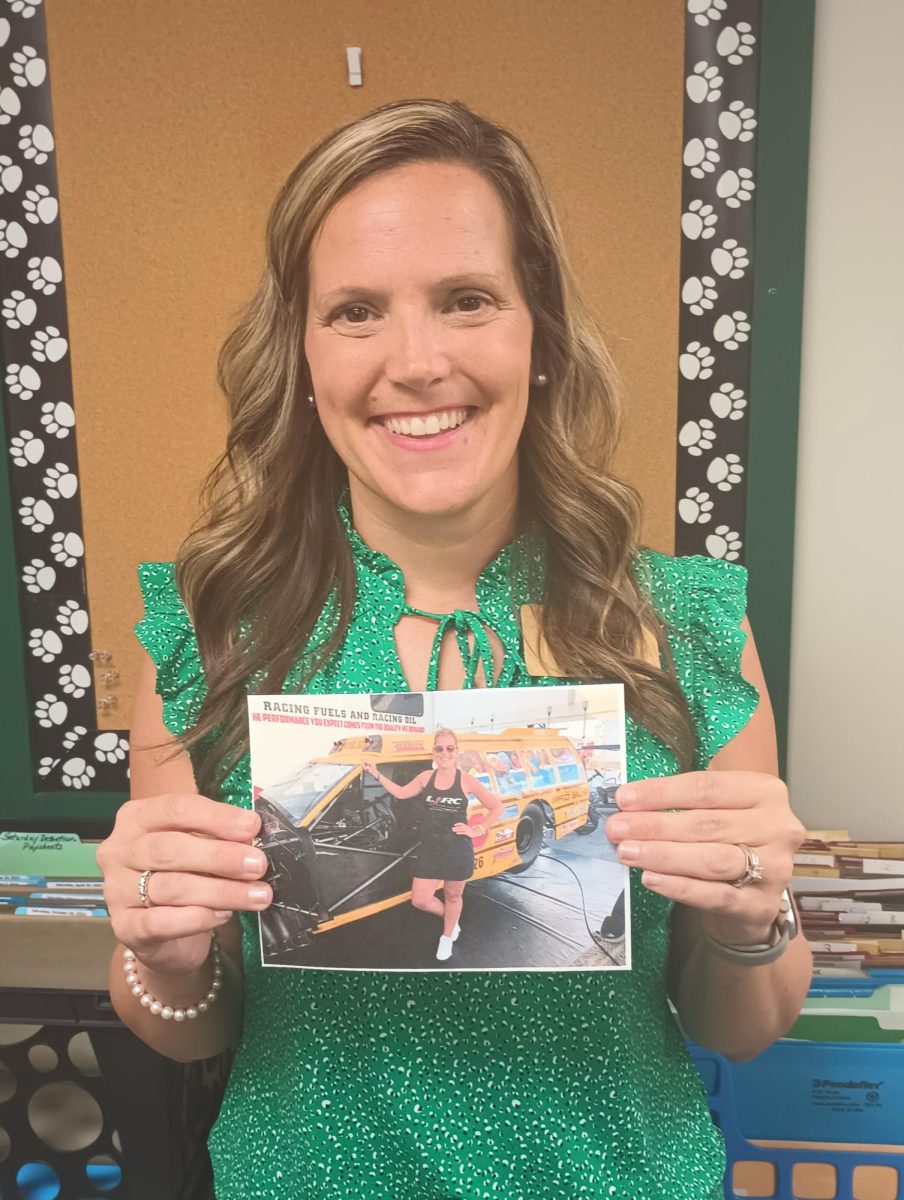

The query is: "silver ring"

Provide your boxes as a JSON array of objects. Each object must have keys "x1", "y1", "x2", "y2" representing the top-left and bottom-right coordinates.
[
  {"x1": 137, "y1": 869, "x2": 154, "y2": 908},
  {"x1": 731, "y1": 843, "x2": 764, "y2": 888}
]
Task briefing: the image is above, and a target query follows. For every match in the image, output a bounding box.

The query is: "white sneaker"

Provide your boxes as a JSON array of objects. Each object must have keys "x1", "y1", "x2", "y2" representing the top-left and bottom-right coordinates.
[
  {"x1": 451, "y1": 922, "x2": 461, "y2": 942},
  {"x1": 436, "y1": 935, "x2": 455, "y2": 961}
]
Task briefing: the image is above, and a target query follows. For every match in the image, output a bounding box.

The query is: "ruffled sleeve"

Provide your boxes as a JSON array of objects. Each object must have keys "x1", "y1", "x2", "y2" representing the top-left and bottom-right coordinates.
[
  {"x1": 638, "y1": 550, "x2": 760, "y2": 768},
  {"x1": 134, "y1": 562, "x2": 207, "y2": 739},
  {"x1": 684, "y1": 556, "x2": 760, "y2": 767}
]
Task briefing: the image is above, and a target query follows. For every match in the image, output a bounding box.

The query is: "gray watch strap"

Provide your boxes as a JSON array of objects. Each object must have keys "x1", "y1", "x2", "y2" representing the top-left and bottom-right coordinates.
[
  {"x1": 702, "y1": 919, "x2": 791, "y2": 966},
  {"x1": 700, "y1": 887, "x2": 797, "y2": 967}
]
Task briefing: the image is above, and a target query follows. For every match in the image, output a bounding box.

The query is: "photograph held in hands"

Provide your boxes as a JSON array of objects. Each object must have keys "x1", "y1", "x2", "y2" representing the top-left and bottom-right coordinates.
[{"x1": 249, "y1": 684, "x2": 629, "y2": 972}]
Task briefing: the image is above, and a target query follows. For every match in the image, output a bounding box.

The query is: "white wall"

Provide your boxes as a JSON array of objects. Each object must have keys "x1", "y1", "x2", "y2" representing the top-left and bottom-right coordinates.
[{"x1": 787, "y1": 1, "x2": 904, "y2": 838}]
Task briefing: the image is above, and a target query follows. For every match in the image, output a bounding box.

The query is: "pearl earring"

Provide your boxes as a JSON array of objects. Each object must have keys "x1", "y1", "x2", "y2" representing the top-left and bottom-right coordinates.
[
  {"x1": 531, "y1": 373, "x2": 548, "y2": 388},
  {"x1": 307, "y1": 394, "x2": 315, "y2": 407}
]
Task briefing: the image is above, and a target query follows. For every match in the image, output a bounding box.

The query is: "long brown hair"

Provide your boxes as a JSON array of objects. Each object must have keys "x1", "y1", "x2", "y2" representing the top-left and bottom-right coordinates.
[{"x1": 174, "y1": 99, "x2": 694, "y2": 796}]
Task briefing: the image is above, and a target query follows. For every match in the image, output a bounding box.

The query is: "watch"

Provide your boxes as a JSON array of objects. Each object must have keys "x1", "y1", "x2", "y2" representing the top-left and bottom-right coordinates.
[{"x1": 701, "y1": 888, "x2": 799, "y2": 967}]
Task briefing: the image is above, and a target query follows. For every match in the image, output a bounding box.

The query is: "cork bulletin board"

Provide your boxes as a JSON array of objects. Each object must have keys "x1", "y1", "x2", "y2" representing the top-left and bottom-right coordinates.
[
  {"x1": 43, "y1": 0, "x2": 685, "y2": 728},
  {"x1": 2, "y1": 0, "x2": 772, "y2": 809}
]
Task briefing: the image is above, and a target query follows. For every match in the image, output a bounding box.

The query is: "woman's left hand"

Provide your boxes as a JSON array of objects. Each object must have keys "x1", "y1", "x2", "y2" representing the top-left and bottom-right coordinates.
[
  {"x1": 452, "y1": 822, "x2": 482, "y2": 840},
  {"x1": 606, "y1": 771, "x2": 806, "y2": 944}
]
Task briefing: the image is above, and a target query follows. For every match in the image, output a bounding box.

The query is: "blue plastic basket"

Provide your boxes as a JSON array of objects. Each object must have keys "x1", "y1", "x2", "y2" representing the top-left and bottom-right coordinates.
[{"x1": 688, "y1": 1035, "x2": 904, "y2": 1199}]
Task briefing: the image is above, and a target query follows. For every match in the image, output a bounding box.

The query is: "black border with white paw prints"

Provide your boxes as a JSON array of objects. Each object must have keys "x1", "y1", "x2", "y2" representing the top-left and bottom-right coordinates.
[
  {"x1": 0, "y1": 2, "x2": 130, "y2": 794},
  {"x1": 0, "y1": 0, "x2": 761, "y2": 799},
  {"x1": 676, "y1": 0, "x2": 760, "y2": 560}
]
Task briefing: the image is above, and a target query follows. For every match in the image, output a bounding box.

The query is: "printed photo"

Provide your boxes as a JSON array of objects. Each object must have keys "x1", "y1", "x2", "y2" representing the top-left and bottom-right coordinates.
[{"x1": 248, "y1": 685, "x2": 629, "y2": 972}]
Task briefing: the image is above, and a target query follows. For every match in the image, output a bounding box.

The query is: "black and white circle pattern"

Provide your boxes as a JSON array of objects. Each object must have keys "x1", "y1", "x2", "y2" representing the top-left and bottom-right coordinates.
[
  {"x1": 676, "y1": 0, "x2": 759, "y2": 561},
  {"x1": 0, "y1": 1, "x2": 760, "y2": 795}
]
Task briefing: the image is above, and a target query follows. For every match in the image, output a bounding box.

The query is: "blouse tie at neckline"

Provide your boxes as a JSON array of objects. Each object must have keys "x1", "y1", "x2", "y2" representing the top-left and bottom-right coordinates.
[{"x1": 400, "y1": 603, "x2": 499, "y2": 690}]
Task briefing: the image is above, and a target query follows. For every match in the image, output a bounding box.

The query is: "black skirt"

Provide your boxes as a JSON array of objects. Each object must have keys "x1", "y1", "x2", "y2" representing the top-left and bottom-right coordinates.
[{"x1": 415, "y1": 824, "x2": 475, "y2": 882}]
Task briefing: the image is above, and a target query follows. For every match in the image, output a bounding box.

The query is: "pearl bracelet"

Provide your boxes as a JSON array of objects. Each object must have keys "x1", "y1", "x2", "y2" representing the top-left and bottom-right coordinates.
[{"x1": 122, "y1": 932, "x2": 222, "y2": 1021}]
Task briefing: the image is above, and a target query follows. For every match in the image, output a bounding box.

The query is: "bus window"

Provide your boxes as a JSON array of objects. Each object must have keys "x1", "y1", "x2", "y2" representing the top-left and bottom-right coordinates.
[
  {"x1": 526, "y1": 749, "x2": 555, "y2": 789},
  {"x1": 263, "y1": 760, "x2": 357, "y2": 824},
  {"x1": 382, "y1": 760, "x2": 433, "y2": 789},
  {"x1": 551, "y1": 746, "x2": 581, "y2": 784},
  {"x1": 363, "y1": 760, "x2": 432, "y2": 848},
  {"x1": 459, "y1": 750, "x2": 494, "y2": 794},
  {"x1": 309, "y1": 774, "x2": 363, "y2": 835},
  {"x1": 490, "y1": 750, "x2": 528, "y2": 796},
  {"x1": 458, "y1": 750, "x2": 483, "y2": 773}
]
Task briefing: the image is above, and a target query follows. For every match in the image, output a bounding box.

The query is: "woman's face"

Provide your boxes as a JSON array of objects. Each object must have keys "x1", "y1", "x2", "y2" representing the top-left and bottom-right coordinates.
[
  {"x1": 433, "y1": 736, "x2": 459, "y2": 766},
  {"x1": 304, "y1": 161, "x2": 534, "y2": 519}
]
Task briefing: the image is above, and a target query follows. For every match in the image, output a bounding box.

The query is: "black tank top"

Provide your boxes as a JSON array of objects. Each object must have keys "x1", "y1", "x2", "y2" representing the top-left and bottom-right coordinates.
[{"x1": 422, "y1": 769, "x2": 469, "y2": 831}]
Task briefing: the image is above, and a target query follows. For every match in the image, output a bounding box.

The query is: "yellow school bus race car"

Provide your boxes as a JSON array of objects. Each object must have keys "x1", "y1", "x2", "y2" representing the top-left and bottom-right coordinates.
[{"x1": 255, "y1": 728, "x2": 591, "y2": 948}]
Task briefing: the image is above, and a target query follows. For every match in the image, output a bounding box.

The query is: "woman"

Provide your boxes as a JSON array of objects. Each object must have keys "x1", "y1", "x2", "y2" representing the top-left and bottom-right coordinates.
[
  {"x1": 98, "y1": 99, "x2": 811, "y2": 1199},
  {"x1": 364, "y1": 728, "x2": 503, "y2": 961}
]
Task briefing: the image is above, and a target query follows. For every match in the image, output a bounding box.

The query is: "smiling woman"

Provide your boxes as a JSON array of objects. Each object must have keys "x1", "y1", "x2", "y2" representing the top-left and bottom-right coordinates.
[
  {"x1": 97, "y1": 98, "x2": 811, "y2": 1200},
  {"x1": 176, "y1": 99, "x2": 693, "y2": 773}
]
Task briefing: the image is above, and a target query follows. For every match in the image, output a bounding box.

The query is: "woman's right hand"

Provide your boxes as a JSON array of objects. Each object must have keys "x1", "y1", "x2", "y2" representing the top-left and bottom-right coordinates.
[
  {"x1": 97, "y1": 793, "x2": 270, "y2": 976},
  {"x1": 363, "y1": 759, "x2": 379, "y2": 779}
]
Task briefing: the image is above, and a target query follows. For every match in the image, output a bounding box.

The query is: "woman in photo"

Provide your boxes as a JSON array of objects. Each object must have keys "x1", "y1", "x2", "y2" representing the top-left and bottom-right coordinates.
[
  {"x1": 99, "y1": 99, "x2": 811, "y2": 1199},
  {"x1": 364, "y1": 728, "x2": 503, "y2": 960}
]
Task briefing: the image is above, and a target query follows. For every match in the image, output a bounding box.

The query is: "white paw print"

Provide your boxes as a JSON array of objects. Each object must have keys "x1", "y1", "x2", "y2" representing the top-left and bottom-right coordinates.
[
  {"x1": 709, "y1": 383, "x2": 747, "y2": 420},
  {"x1": 710, "y1": 239, "x2": 749, "y2": 279},
  {"x1": 35, "y1": 693, "x2": 67, "y2": 727},
  {"x1": 43, "y1": 462, "x2": 78, "y2": 499},
  {"x1": 0, "y1": 153, "x2": 22, "y2": 194},
  {"x1": 0, "y1": 85, "x2": 21, "y2": 125},
  {"x1": 30, "y1": 325, "x2": 68, "y2": 362},
  {"x1": 0, "y1": 218, "x2": 27, "y2": 256},
  {"x1": 11, "y1": 46, "x2": 46, "y2": 88},
  {"x1": 688, "y1": 0, "x2": 726, "y2": 24},
  {"x1": 718, "y1": 101, "x2": 757, "y2": 143},
  {"x1": 0, "y1": 18, "x2": 7, "y2": 44},
  {"x1": 682, "y1": 275, "x2": 718, "y2": 315},
  {"x1": 18, "y1": 123, "x2": 54, "y2": 165},
  {"x1": 51, "y1": 530, "x2": 83, "y2": 567},
  {"x1": 26, "y1": 255, "x2": 61, "y2": 295},
  {"x1": 41, "y1": 401, "x2": 75, "y2": 438},
  {"x1": 2, "y1": 289, "x2": 36, "y2": 327},
  {"x1": 62, "y1": 724, "x2": 87, "y2": 751},
  {"x1": 706, "y1": 525, "x2": 742, "y2": 561},
  {"x1": 681, "y1": 199, "x2": 718, "y2": 241},
  {"x1": 707, "y1": 454, "x2": 745, "y2": 492},
  {"x1": 678, "y1": 341, "x2": 715, "y2": 381},
  {"x1": 7, "y1": 0, "x2": 43, "y2": 16},
  {"x1": 713, "y1": 310, "x2": 751, "y2": 350},
  {"x1": 10, "y1": 430, "x2": 44, "y2": 466},
  {"x1": 686, "y1": 62, "x2": 723, "y2": 104},
  {"x1": 717, "y1": 167, "x2": 756, "y2": 208},
  {"x1": 679, "y1": 418, "x2": 716, "y2": 456},
  {"x1": 28, "y1": 627, "x2": 63, "y2": 662},
  {"x1": 37, "y1": 756, "x2": 59, "y2": 778},
  {"x1": 717, "y1": 22, "x2": 756, "y2": 65},
  {"x1": 22, "y1": 558, "x2": 56, "y2": 592},
  {"x1": 18, "y1": 495, "x2": 53, "y2": 531},
  {"x1": 59, "y1": 663, "x2": 92, "y2": 697},
  {"x1": 678, "y1": 486, "x2": 714, "y2": 525},
  {"x1": 61, "y1": 757, "x2": 96, "y2": 790},
  {"x1": 95, "y1": 732, "x2": 129, "y2": 763},
  {"x1": 22, "y1": 183, "x2": 57, "y2": 225},
  {"x1": 56, "y1": 599, "x2": 88, "y2": 635},
  {"x1": 684, "y1": 137, "x2": 720, "y2": 179},
  {"x1": 5, "y1": 362, "x2": 40, "y2": 398}
]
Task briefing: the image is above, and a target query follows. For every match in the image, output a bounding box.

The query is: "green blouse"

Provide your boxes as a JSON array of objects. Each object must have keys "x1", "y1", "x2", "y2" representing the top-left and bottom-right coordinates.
[{"x1": 136, "y1": 513, "x2": 757, "y2": 1200}]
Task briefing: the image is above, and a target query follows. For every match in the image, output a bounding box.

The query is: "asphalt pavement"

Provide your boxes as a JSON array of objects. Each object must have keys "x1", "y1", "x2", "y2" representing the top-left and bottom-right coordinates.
[{"x1": 261, "y1": 821, "x2": 628, "y2": 971}]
